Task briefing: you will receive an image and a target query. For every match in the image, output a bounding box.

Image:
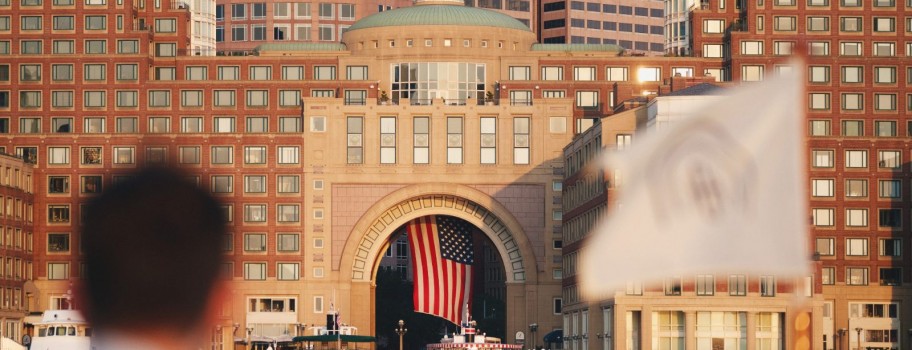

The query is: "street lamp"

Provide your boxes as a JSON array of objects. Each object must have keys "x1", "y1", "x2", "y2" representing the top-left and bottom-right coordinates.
[
  {"x1": 837, "y1": 328, "x2": 847, "y2": 350},
  {"x1": 529, "y1": 323, "x2": 539, "y2": 350},
  {"x1": 855, "y1": 327, "x2": 862, "y2": 350},
  {"x1": 246, "y1": 327, "x2": 254, "y2": 350},
  {"x1": 395, "y1": 320, "x2": 408, "y2": 350}
]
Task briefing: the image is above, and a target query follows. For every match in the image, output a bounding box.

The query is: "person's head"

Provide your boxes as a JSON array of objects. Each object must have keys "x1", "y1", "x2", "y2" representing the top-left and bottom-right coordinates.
[{"x1": 79, "y1": 167, "x2": 226, "y2": 335}]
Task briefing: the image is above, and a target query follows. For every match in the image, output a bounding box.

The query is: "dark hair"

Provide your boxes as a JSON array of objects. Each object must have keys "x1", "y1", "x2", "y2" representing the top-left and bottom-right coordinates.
[{"x1": 81, "y1": 167, "x2": 226, "y2": 332}]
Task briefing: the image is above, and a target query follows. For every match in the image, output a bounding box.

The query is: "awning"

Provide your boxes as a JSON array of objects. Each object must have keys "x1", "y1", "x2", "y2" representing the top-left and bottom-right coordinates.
[{"x1": 542, "y1": 329, "x2": 562, "y2": 343}]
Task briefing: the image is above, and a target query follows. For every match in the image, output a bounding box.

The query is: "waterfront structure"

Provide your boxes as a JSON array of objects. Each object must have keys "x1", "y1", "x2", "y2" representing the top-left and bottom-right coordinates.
[
  {"x1": 0, "y1": 0, "x2": 907, "y2": 346},
  {"x1": 0, "y1": 155, "x2": 33, "y2": 344},
  {"x1": 539, "y1": 0, "x2": 665, "y2": 55}
]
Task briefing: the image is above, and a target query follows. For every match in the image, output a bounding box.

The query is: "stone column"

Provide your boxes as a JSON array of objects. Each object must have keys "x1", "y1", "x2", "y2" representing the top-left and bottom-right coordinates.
[
  {"x1": 746, "y1": 311, "x2": 757, "y2": 350},
  {"x1": 684, "y1": 310, "x2": 696, "y2": 350}
]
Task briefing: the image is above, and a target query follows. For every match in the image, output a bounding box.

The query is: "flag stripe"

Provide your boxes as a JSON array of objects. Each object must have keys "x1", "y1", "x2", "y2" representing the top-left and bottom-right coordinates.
[{"x1": 407, "y1": 215, "x2": 473, "y2": 325}]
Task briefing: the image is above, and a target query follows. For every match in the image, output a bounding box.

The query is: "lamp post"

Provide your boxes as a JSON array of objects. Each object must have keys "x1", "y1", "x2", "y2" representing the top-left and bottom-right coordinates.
[
  {"x1": 529, "y1": 323, "x2": 538, "y2": 350},
  {"x1": 854, "y1": 327, "x2": 862, "y2": 350},
  {"x1": 246, "y1": 327, "x2": 254, "y2": 350},
  {"x1": 837, "y1": 328, "x2": 847, "y2": 350},
  {"x1": 395, "y1": 320, "x2": 408, "y2": 350}
]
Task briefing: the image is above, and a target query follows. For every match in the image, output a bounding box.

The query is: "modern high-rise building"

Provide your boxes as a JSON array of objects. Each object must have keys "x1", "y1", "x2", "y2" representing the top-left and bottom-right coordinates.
[{"x1": 539, "y1": 0, "x2": 665, "y2": 54}]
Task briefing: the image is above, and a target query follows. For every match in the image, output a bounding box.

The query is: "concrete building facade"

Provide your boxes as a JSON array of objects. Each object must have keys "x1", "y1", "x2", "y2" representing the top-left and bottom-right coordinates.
[{"x1": 539, "y1": 0, "x2": 665, "y2": 55}]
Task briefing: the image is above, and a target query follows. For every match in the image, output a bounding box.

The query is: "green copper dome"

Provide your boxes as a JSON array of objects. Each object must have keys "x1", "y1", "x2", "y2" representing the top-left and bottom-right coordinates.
[{"x1": 346, "y1": 4, "x2": 532, "y2": 32}]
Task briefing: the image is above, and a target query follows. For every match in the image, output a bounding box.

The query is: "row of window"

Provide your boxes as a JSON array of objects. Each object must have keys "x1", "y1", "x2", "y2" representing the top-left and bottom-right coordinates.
[
  {"x1": 7, "y1": 89, "x2": 313, "y2": 109},
  {"x1": 509, "y1": 66, "x2": 666, "y2": 82},
  {"x1": 740, "y1": 63, "x2": 909, "y2": 84},
  {"x1": 565, "y1": 19, "x2": 663, "y2": 35},
  {"x1": 820, "y1": 266, "x2": 900, "y2": 286},
  {"x1": 704, "y1": 16, "x2": 905, "y2": 34},
  {"x1": 808, "y1": 92, "x2": 911, "y2": 112},
  {"x1": 7, "y1": 116, "x2": 312, "y2": 135},
  {"x1": 47, "y1": 202, "x2": 312, "y2": 224},
  {"x1": 812, "y1": 178, "x2": 904, "y2": 199},
  {"x1": 815, "y1": 237, "x2": 901, "y2": 257},
  {"x1": 216, "y1": 3, "x2": 355, "y2": 21},
  {"x1": 624, "y1": 275, "x2": 782, "y2": 297},
  {"x1": 812, "y1": 207, "x2": 908, "y2": 228},
  {"x1": 0, "y1": 15, "x2": 140, "y2": 32},
  {"x1": 48, "y1": 174, "x2": 315, "y2": 195},
  {"x1": 0, "y1": 227, "x2": 31, "y2": 251},
  {"x1": 811, "y1": 149, "x2": 912, "y2": 170},
  {"x1": 2, "y1": 64, "x2": 351, "y2": 83},
  {"x1": 0, "y1": 197, "x2": 30, "y2": 222},
  {"x1": 2, "y1": 0, "x2": 108, "y2": 6},
  {"x1": 48, "y1": 261, "x2": 324, "y2": 281},
  {"x1": 558, "y1": 1, "x2": 663, "y2": 18},
  {"x1": 706, "y1": 41, "x2": 912, "y2": 58},
  {"x1": 218, "y1": 23, "x2": 340, "y2": 42},
  {"x1": 48, "y1": 231, "x2": 312, "y2": 254},
  {"x1": 37, "y1": 145, "x2": 303, "y2": 166},
  {"x1": 806, "y1": 65, "x2": 909, "y2": 84},
  {"x1": 809, "y1": 120, "x2": 912, "y2": 137},
  {"x1": 0, "y1": 39, "x2": 139, "y2": 55},
  {"x1": 770, "y1": 0, "x2": 901, "y2": 7}
]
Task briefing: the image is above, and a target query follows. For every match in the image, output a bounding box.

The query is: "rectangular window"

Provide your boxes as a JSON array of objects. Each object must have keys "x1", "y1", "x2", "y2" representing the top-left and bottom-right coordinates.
[
  {"x1": 704, "y1": 44, "x2": 724, "y2": 58},
  {"x1": 541, "y1": 66, "x2": 563, "y2": 81},
  {"x1": 846, "y1": 268, "x2": 868, "y2": 285},
  {"x1": 48, "y1": 176, "x2": 69, "y2": 194},
  {"x1": 809, "y1": 120, "x2": 830, "y2": 136},
  {"x1": 244, "y1": 204, "x2": 266, "y2": 222},
  {"x1": 573, "y1": 67, "x2": 596, "y2": 81},
  {"x1": 277, "y1": 204, "x2": 299, "y2": 222},
  {"x1": 808, "y1": 66, "x2": 829, "y2": 83},
  {"x1": 879, "y1": 209, "x2": 902, "y2": 228},
  {"x1": 277, "y1": 263, "x2": 299, "y2": 280},
  {"x1": 154, "y1": 67, "x2": 175, "y2": 81},
  {"x1": 116, "y1": 118, "x2": 137, "y2": 133},
  {"x1": 279, "y1": 116, "x2": 301, "y2": 132},
  {"x1": 47, "y1": 263, "x2": 68, "y2": 280},
  {"x1": 214, "y1": 117, "x2": 234, "y2": 133},
  {"x1": 218, "y1": 66, "x2": 239, "y2": 80},
  {"x1": 185, "y1": 66, "x2": 207, "y2": 80},
  {"x1": 840, "y1": 42, "x2": 862, "y2": 56},
  {"x1": 873, "y1": 42, "x2": 895, "y2": 57},
  {"x1": 874, "y1": 67, "x2": 896, "y2": 84},
  {"x1": 113, "y1": 146, "x2": 134, "y2": 164},
  {"x1": 809, "y1": 93, "x2": 830, "y2": 110},
  {"x1": 277, "y1": 146, "x2": 299, "y2": 164},
  {"x1": 879, "y1": 180, "x2": 900, "y2": 198},
  {"x1": 874, "y1": 17, "x2": 895, "y2": 32},
  {"x1": 447, "y1": 117, "x2": 463, "y2": 164},
  {"x1": 181, "y1": 90, "x2": 203, "y2": 107},
  {"x1": 514, "y1": 118, "x2": 530, "y2": 164},
  {"x1": 821, "y1": 267, "x2": 834, "y2": 285},
  {"x1": 213, "y1": 90, "x2": 235, "y2": 107},
  {"x1": 51, "y1": 91, "x2": 73, "y2": 108},
  {"x1": 148, "y1": 90, "x2": 170, "y2": 107},
  {"x1": 379, "y1": 117, "x2": 396, "y2": 164},
  {"x1": 695, "y1": 275, "x2": 714, "y2": 296},
  {"x1": 774, "y1": 16, "x2": 796, "y2": 31},
  {"x1": 845, "y1": 179, "x2": 867, "y2": 197},
  {"x1": 728, "y1": 275, "x2": 746, "y2": 296},
  {"x1": 841, "y1": 17, "x2": 861, "y2": 32},
  {"x1": 347, "y1": 117, "x2": 362, "y2": 164},
  {"x1": 807, "y1": 16, "x2": 829, "y2": 31},
  {"x1": 880, "y1": 238, "x2": 902, "y2": 257},
  {"x1": 742, "y1": 65, "x2": 764, "y2": 81},
  {"x1": 211, "y1": 146, "x2": 233, "y2": 164},
  {"x1": 179, "y1": 146, "x2": 200, "y2": 164},
  {"x1": 704, "y1": 19, "x2": 725, "y2": 33},
  {"x1": 243, "y1": 263, "x2": 265, "y2": 280},
  {"x1": 845, "y1": 150, "x2": 867, "y2": 168},
  {"x1": 314, "y1": 66, "x2": 336, "y2": 80},
  {"x1": 19, "y1": 91, "x2": 41, "y2": 108},
  {"x1": 812, "y1": 179, "x2": 834, "y2": 197},
  {"x1": 149, "y1": 117, "x2": 170, "y2": 133},
  {"x1": 845, "y1": 209, "x2": 868, "y2": 227},
  {"x1": 509, "y1": 66, "x2": 531, "y2": 80},
  {"x1": 812, "y1": 208, "x2": 834, "y2": 226},
  {"x1": 816, "y1": 238, "x2": 834, "y2": 256},
  {"x1": 664, "y1": 277, "x2": 682, "y2": 295},
  {"x1": 413, "y1": 117, "x2": 429, "y2": 164},
  {"x1": 480, "y1": 117, "x2": 496, "y2": 165},
  {"x1": 878, "y1": 150, "x2": 900, "y2": 169},
  {"x1": 759, "y1": 276, "x2": 776, "y2": 296},
  {"x1": 244, "y1": 146, "x2": 266, "y2": 164},
  {"x1": 875, "y1": 93, "x2": 896, "y2": 111},
  {"x1": 117, "y1": 40, "x2": 138, "y2": 54},
  {"x1": 245, "y1": 90, "x2": 268, "y2": 107},
  {"x1": 244, "y1": 175, "x2": 266, "y2": 193},
  {"x1": 277, "y1": 175, "x2": 299, "y2": 193}
]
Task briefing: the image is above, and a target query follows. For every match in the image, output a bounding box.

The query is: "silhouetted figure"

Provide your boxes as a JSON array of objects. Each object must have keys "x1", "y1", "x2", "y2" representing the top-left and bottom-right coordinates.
[{"x1": 77, "y1": 167, "x2": 227, "y2": 349}]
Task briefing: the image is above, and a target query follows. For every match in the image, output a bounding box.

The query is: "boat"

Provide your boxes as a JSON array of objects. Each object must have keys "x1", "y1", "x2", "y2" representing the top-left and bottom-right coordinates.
[
  {"x1": 28, "y1": 310, "x2": 92, "y2": 350},
  {"x1": 427, "y1": 312, "x2": 522, "y2": 350}
]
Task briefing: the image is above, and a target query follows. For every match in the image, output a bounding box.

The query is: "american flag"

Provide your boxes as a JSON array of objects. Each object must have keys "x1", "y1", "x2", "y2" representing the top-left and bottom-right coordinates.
[{"x1": 407, "y1": 215, "x2": 473, "y2": 325}]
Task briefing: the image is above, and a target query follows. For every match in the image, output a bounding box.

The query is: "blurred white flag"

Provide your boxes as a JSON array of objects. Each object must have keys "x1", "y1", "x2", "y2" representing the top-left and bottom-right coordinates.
[{"x1": 581, "y1": 71, "x2": 810, "y2": 296}]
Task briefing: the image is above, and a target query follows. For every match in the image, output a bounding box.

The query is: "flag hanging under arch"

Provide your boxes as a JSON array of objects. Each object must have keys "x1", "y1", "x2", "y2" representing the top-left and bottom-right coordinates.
[{"x1": 407, "y1": 215, "x2": 474, "y2": 325}]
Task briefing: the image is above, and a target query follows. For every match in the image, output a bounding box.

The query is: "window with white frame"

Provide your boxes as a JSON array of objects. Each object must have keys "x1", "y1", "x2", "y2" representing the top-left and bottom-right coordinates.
[
  {"x1": 514, "y1": 118, "x2": 530, "y2": 164},
  {"x1": 413, "y1": 117, "x2": 430, "y2": 164},
  {"x1": 704, "y1": 19, "x2": 725, "y2": 33},
  {"x1": 845, "y1": 150, "x2": 867, "y2": 168},
  {"x1": 704, "y1": 44, "x2": 724, "y2": 58},
  {"x1": 741, "y1": 41, "x2": 763, "y2": 55},
  {"x1": 812, "y1": 179, "x2": 834, "y2": 197},
  {"x1": 845, "y1": 209, "x2": 868, "y2": 227},
  {"x1": 379, "y1": 117, "x2": 396, "y2": 164},
  {"x1": 812, "y1": 208, "x2": 834, "y2": 226},
  {"x1": 878, "y1": 150, "x2": 900, "y2": 168},
  {"x1": 480, "y1": 117, "x2": 496, "y2": 165},
  {"x1": 347, "y1": 117, "x2": 362, "y2": 164},
  {"x1": 447, "y1": 117, "x2": 463, "y2": 164},
  {"x1": 542, "y1": 66, "x2": 563, "y2": 80},
  {"x1": 509, "y1": 66, "x2": 531, "y2": 80},
  {"x1": 741, "y1": 65, "x2": 764, "y2": 81},
  {"x1": 573, "y1": 67, "x2": 596, "y2": 81}
]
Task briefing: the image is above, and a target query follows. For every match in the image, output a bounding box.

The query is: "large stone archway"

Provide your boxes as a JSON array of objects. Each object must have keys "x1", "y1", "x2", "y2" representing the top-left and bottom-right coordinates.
[{"x1": 338, "y1": 183, "x2": 540, "y2": 344}]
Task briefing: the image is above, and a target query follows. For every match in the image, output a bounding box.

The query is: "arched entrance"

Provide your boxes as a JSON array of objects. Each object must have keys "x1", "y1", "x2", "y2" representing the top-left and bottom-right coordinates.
[{"x1": 338, "y1": 183, "x2": 540, "y2": 346}]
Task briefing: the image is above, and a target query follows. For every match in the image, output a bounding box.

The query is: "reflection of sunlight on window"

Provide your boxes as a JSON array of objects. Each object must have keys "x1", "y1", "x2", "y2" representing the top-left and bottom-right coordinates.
[{"x1": 637, "y1": 67, "x2": 660, "y2": 83}]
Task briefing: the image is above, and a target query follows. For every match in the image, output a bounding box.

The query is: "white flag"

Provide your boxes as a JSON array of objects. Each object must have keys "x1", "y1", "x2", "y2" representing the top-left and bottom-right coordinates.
[{"x1": 581, "y1": 71, "x2": 810, "y2": 296}]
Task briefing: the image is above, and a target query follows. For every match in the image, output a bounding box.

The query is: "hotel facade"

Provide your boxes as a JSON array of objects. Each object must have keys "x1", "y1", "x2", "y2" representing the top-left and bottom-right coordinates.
[{"x1": 0, "y1": 0, "x2": 908, "y2": 348}]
